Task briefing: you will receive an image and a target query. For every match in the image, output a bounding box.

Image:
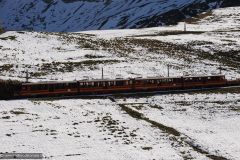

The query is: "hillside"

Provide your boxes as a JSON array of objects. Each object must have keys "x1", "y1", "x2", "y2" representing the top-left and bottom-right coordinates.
[
  {"x1": 0, "y1": 0, "x2": 240, "y2": 32},
  {"x1": 0, "y1": 7, "x2": 239, "y2": 82}
]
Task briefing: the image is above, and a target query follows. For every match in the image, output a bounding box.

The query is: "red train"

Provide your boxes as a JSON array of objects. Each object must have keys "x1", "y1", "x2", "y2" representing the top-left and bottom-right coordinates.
[{"x1": 11, "y1": 74, "x2": 235, "y2": 99}]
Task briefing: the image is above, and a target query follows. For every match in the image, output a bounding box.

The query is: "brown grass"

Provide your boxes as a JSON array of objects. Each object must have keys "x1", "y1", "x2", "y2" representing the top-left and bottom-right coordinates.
[{"x1": 184, "y1": 11, "x2": 213, "y2": 24}]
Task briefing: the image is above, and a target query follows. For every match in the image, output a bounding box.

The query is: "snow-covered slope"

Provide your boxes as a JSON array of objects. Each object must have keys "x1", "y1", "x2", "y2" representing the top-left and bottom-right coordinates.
[
  {"x1": 1, "y1": 92, "x2": 240, "y2": 160},
  {"x1": 0, "y1": 0, "x2": 239, "y2": 32},
  {"x1": 0, "y1": 7, "x2": 239, "y2": 82}
]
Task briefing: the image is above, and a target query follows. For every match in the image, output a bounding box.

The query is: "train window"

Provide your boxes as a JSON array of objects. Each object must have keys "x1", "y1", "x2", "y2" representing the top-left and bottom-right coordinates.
[
  {"x1": 108, "y1": 81, "x2": 115, "y2": 86},
  {"x1": 116, "y1": 81, "x2": 124, "y2": 86},
  {"x1": 173, "y1": 78, "x2": 181, "y2": 83},
  {"x1": 80, "y1": 82, "x2": 84, "y2": 87},
  {"x1": 161, "y1": 79, "x2": 172, "y2": 83},
  {"x1": 42, "y1": 84, "x2": 48, "y2": 90},
  {"x1": 31, "y1": 85, "x2": 38, "y2": 91},
  {"x1": 54, "y1": 83, "x2": 65, "y2": 90},
  {"x1": 69, "y1": 83, "x2": 77, "y2": 88},
  {"x1": 31, "y1": 85, "x2": 36, "y2": 91},
  {"x1": 22, "y1": 86, "x2": 27, "y2": 90},
  {"x1": 130, "y1": 80, "x2": 133, "y2": 85},
  {"x1": 94, "y1": 82, "x2": 99, "y2": 87},
  {"x1": 148, "y1": 80, "x2": 155, "y2": 84},
  {"x1": 97, "y1": 82, "x2": 102, "y2": 87},
  {"x1": 97, "y1": 82, "x2": 105, "y2": 87},
  {"x1": 31, "y1": 84, "x2": 48, "y2": 91},
  {"x1": 136, "y1": 80, "x2": 144, "y2": 85},
  {"x1": 86, "y1": 82, "x2": 94, "y2": 87},
  {"x1": 184, "y1": 78, "x2": 190, "y2": 82},
  {"x1": 194, "y1": 78, "x2": 199, "y2": 82}
]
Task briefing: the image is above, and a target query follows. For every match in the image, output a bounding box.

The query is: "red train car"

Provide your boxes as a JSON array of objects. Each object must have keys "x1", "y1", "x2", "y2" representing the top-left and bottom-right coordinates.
[{"x1": 13, "y1": 75, "x2": 227, "y2": 98}]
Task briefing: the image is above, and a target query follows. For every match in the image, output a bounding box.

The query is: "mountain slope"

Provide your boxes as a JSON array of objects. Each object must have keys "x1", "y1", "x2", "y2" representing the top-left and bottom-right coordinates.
[
  {"x1": 0, "y1": 6, "x2": 239, "y2": 81},
  {"x1": 0, "y1": 0, "x2": 239, "y2": 32}
]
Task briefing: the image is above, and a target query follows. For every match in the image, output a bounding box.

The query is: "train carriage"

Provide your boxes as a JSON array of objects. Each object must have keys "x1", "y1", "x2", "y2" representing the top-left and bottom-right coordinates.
[{"x1": 13, "y1": 75, "x2": 227, "y2": 99}]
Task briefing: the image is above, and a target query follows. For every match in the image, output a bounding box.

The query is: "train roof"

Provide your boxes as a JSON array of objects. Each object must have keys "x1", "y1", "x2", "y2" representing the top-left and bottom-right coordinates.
[
  {"x1": 135, "y1": 74, "x2": 225, "y2": 80},
  {"x1": 22, "y1": 79, "x2": 129, "y2": 85},
  {"x1": 22, "y1": 75, "x2": 225, "y2": 85}
]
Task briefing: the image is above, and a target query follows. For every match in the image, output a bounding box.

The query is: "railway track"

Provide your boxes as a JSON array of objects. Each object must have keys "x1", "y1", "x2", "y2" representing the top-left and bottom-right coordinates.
[{"x1": 26, "y1": 85, "x2": 240, "y2": 101}]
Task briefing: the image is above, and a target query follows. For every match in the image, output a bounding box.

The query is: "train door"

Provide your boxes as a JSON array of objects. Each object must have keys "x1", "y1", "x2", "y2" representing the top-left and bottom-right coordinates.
[
  {"x1": 130, "y1": 78, "x2": 136, "y2": 90},
  {"x1": 77, "y1": 81, "x2": 80, "y2": 93},
  {"x1": 49, "y1": 84, "x2": 54, "y2": 92},
  {"x1": 181, "y1": 77, "x2": 185, "y2": 89}
]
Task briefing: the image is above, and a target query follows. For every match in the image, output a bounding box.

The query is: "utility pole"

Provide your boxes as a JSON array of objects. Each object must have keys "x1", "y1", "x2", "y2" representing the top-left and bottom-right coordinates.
[
  {"x1": 184, "y1": 22, "x2": 187, "y2": 32},
  {"x1": 102, "y1": 67, "x2": 104, "y2": 79},
  {"x1": 219, "y1": 65, "x2": 222, "y2": 75},
  {"x1": 26, "y1": 70, "x2": 29, "y2": 83},
  {"x1": 167, "y1": 65, "x2": 170, "y2": 77}
]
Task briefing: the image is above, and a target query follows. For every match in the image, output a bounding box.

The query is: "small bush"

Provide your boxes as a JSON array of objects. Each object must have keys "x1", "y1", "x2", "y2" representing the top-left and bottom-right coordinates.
[
  {"x1": 0, "y1": 36, "x2": 16, "y2": 41},
  {"x1": 0, "y1": 27, "x2": 4, "y2": 34}
]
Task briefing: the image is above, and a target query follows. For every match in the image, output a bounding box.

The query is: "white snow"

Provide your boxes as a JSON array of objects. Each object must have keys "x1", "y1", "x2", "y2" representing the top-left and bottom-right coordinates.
[
  {"x1": 115, "y1": 92, "x2": 240, "y2": 159},
  {"x1": 0, "y1": 99, "x2": 186, "y2": 160}
]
